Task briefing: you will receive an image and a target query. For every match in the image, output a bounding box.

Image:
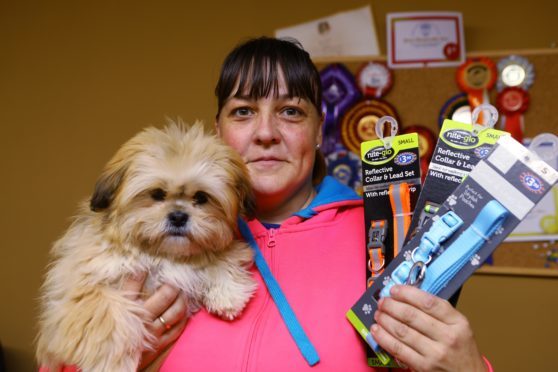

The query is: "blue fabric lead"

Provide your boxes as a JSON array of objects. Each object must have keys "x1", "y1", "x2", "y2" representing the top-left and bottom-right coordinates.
[
  {"x1": 238, "y1": 218, "x2": 320, "y2": 366},
  {"x1": 370, "y1": 200, "x2": 508, "y2": 362},
  {"x1": 420, "y1": 200, "x2": 508, "y2": 294}
]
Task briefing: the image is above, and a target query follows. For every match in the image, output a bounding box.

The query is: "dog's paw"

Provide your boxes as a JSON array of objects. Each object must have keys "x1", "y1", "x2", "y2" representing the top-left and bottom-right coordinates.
[
  {"x1": 204, "y1": 275, "x2": 257, "y2": 320},
  {"x1": 215, "y1": 303, "x2": 244, "y2": 321}
]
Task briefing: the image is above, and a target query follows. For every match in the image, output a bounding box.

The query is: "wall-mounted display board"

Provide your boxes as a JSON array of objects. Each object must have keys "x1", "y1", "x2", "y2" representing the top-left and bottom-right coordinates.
[{"x1": 314, "y1": 48, "x2": 558, "y2": 277}]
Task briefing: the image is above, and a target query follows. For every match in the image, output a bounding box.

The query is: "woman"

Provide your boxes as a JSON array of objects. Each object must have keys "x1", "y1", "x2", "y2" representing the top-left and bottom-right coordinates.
[{"x1": 137, "y1": 37, "x2": 490, "y2": 371}]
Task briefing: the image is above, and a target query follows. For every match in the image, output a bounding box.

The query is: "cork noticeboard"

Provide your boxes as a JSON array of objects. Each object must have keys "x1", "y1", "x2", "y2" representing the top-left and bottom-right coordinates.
[{"x1": 315, "y1": 48, "x2": 558, "y2": 277}]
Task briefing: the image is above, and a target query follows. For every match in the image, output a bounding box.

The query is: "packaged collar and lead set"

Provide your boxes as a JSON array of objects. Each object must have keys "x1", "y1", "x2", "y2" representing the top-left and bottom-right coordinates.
[
  {"x1": 408, "y1": 107, "x2": 507, "y2": 241},
  {"x1": 358, "y1": 117, "x2": 422, "y2": 366},
  {"x1": 360, "y1": 117, "x2": 421, "y2": 291},
  {"x1": 347, "y1": 113, "x2": 558, "y2": 367}
]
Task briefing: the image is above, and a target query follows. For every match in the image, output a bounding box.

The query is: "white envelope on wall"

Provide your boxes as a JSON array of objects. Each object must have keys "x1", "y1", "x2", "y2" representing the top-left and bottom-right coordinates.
[{"x1": 275, "y1": 5, "x2": 380, "y2": 59}]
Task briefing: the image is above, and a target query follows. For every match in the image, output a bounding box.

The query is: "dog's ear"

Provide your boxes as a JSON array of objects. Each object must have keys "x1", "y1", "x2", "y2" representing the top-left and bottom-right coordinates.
[{"x1": 90, "y1": 156, "x2": 130, "y2": 212}]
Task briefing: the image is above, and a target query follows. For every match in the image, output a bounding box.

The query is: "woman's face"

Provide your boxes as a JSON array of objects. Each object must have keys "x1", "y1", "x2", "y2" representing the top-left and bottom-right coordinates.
[{"x1": 216, "y1": 74, "x2": 322, "y2": 214}]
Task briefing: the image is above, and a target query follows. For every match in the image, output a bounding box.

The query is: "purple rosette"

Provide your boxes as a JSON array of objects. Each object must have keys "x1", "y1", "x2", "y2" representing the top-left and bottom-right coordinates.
[{"x1": 320, "y1": 64, "x2": 361, "y2": 155}]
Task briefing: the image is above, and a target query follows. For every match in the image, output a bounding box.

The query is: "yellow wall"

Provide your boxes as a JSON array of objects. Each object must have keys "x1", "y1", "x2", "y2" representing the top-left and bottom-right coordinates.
[{"x1": 1, "y1": 1, "x2": 557, "y2": 370}]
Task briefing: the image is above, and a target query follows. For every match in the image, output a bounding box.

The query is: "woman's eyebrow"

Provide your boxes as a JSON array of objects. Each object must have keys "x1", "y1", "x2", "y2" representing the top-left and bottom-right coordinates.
[
  {"x1": 230, "y1": 94, "x2": 254, "y2": 101},
  {"x1": 229, "y1": 94, "x2": 305, "y2": 102}
]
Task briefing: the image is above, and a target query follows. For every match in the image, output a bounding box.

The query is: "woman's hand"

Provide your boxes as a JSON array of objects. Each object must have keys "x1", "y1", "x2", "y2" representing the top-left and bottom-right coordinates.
[
  {"x1": 122, "y1": 273, "x2": 189, "y2": 371},
  {"x1": 371, "y1": 285, "x2": 487, "y2": 372}
]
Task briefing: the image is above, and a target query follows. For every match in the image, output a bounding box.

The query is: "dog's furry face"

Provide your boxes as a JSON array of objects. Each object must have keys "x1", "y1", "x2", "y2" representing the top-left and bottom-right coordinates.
[{"x1": 90, "y1": 122, "x2": 254, "y2": 258}]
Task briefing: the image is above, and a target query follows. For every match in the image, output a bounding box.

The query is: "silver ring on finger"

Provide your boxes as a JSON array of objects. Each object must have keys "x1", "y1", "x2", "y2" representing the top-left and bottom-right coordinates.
[{"x1": 158, "y1": 315, "x2": 172, "y2": 330}]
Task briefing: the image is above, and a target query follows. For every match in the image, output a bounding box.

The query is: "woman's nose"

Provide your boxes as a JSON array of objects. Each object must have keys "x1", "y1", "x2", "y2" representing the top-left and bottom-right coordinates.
[{"x1": 254, "y1": 112, "x2": 280, "y2": 145}]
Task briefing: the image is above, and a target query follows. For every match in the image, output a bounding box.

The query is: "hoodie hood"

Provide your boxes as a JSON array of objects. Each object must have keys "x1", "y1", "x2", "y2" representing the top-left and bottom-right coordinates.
[{"x1": 294, "y1": 176, "x2": 362, "y2": 219}]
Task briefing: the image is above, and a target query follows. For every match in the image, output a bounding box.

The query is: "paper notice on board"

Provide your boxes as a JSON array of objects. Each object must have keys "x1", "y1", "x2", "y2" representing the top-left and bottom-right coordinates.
[
  {"x1": 275, "y1": 6, "x2": 380, "y2": 58},
  {"x1": 507, "y1": 140, "x2": 558, "y2": 242}
]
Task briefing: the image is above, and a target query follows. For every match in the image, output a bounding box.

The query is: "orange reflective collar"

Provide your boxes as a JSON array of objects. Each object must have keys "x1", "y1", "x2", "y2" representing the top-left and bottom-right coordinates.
[
  {"x1": 389, "y1": 182, "x2": 412, "y2": 258},
  {"x1": 367, "y1": 219, "x2": 387, "y2": 287}
]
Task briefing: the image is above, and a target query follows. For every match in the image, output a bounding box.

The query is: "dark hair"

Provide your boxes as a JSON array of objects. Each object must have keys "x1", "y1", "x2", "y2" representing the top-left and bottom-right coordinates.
[
  {"x1": 215, "y1": 37, "x2": 322, "y2": 116},
  {"x1": 215, "y1": 36, "x2": 326, "y2": 185}
]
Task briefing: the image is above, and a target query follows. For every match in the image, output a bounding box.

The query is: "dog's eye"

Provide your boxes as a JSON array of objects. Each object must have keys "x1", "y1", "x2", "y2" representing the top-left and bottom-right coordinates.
[
  {"x1": 193, "y1": 191, "x2": 209, "y2": 205},
  {"x1": 150, "y1": 188, "x2": 167, "y2": 201}
]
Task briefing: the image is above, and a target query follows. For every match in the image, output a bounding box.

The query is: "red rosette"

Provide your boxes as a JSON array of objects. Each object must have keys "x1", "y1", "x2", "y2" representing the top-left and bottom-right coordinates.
[
  {"x1": 355, "y1": 61, "x2": 393, "y2": 98},
  {"x1": 339, "y1": 99, "x2": 400, "y2": 155},
  {"x1": 496, "y1": 87, "x2": 530, "y2": 142},
  {"x1": 496, "y1": 87, "x2": 530, "y2": 115}
]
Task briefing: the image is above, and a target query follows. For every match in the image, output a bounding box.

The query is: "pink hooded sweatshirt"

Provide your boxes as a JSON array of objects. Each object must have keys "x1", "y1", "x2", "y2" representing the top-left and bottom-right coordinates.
[
  {"x1": 40, "y1": 177, "x2": 490, "y2": 371},
  {"x1": 161, "y1": 177, "x2": 395, "y2": 371}
]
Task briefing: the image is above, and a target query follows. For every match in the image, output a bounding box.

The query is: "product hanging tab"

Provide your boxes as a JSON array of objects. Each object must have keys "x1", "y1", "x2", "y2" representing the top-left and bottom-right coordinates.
[
  {"x1": 340, "y1": 100, "x2": 400, "y2": 155},
  {"x1": 375, "y1": 115, "x2": 398, "y2": 149}
]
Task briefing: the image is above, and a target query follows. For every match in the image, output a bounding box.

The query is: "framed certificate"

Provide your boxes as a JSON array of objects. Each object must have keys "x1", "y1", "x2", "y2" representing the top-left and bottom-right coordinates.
[{"x1": 387, "y1": 12, "x2": 466, "y2": 69}]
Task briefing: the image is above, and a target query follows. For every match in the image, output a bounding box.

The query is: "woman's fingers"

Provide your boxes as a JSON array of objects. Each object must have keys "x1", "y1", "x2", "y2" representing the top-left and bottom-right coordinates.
[
  {"x1": 377, "y1": 293, "x2": 448, "y2": 343},
  {"x1": 388, "y1": 285, "x2": 462, "y2": 324},
  {"x1": 138, "y1": 287, "x2": 190, "y2": 370},
  {"x1": 149, "y1": 291, "x2": 189, "y2": 337},
  {"x1": 374, "y1": 300, "x2": 437, "y2": 357},
  {"x1": 370, "y1": 321, "x2": 422, "y2": 369},
  {"x1": 118, "y1": 274, "x2": 190, "y2": 371},
  {"x1": 372, "y1": 285, "x2": 487, "y2": 372},
  {"x1": 120, "y1": 272, "x2": 147, "y2": 300},
  {"x1": 143, "y1": 284, "x2": 180, "y2": 320}
]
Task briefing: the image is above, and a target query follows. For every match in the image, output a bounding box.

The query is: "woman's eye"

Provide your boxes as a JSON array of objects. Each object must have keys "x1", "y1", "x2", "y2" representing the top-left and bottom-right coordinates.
[
  {"x1": 233, "y1": 107, "x2": 253, "y2": 117},
  {"x1": 193, "y1": 191, "x2": 209, "y2": 205},
  {"x1": 284, "y1": 107, "x2": 301, "y2": 116},
  {"x1": 281, "y1": 106, "x2": 305, "y2": 119},
  {"x1": 150, "y1": 188, "x2": 166, "y2": 201}
]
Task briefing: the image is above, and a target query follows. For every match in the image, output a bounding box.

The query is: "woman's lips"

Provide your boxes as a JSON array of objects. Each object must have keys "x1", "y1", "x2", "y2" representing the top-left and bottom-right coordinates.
[{"x1": 248, "y1": 157, "x2": 284, "y2": 168}]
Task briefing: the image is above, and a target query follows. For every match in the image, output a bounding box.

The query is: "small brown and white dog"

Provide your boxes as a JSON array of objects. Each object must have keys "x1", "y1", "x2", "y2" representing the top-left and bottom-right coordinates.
[{"x1": 36, "y1": 121, "x2": 257, "y2": 371}]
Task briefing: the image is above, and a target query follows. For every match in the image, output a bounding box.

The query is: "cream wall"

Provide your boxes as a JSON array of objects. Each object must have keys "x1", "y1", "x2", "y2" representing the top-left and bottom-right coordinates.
[{"x1": 1, "y1": 1, "x2": 557, "y2": 370}]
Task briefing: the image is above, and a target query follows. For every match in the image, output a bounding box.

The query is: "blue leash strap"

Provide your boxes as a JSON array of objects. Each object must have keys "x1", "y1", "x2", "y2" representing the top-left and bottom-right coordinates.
[
  {"x1": 370, "y1": 201, "x2": 508, "y2": 364},
  {"x1": 420, "y1": 200, "x2": 508, "y2": 294},
  {"x1": 237, "y1": 219, "x2": 320, "y2": 366}
]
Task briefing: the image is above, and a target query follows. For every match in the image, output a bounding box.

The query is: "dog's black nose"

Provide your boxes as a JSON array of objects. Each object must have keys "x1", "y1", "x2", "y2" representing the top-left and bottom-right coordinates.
[{"x1": 168, "y1": 211, "x2": 189, "y2": 227}]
